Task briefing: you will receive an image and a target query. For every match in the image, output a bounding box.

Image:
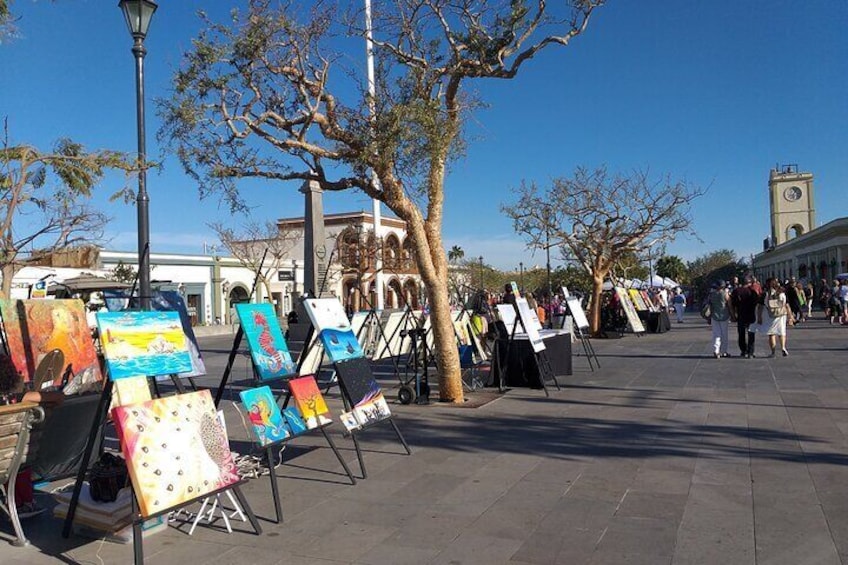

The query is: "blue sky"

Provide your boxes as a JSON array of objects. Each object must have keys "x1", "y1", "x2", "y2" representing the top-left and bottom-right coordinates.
[{"x1": 2, "y1": 1, "x2": 846, "y2": 271}]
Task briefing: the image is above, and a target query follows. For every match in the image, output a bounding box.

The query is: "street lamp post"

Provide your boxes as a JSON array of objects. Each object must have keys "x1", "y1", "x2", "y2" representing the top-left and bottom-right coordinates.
[
  {"x1": 544, "y1": 206, "x2": 552, "y2": 298},
  {"x1": 479, "y1": 256, "x2": 484, "y2": 290},
  {"x1": 519, "y1": 261, "x2": 524, "y2": 291},
  {"x1": 119, "y1": 0, "x2": 157, "y2": 311}
]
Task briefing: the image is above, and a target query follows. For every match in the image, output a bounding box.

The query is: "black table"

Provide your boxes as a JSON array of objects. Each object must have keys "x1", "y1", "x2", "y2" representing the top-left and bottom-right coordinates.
[
  {"x1": 638, "y1": 310, "x2": 671, "y2": 333},
  {"x1": 490, "y1": 331, "x2": 572, "y2": 389}
]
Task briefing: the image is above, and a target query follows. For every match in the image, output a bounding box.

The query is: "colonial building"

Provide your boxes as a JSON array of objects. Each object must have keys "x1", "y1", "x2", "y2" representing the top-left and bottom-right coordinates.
[
  {"x1": 276, "y1": 211, "x2": 422, "y2": 313},
  {"x1": 752, "y1": 166, "x2": 848, "y2": 282}
]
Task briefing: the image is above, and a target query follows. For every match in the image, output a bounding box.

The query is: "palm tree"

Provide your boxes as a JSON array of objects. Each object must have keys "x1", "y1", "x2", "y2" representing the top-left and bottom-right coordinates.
[{"x1": 448, "y1": 245, "x2": 464, "y2": 264}]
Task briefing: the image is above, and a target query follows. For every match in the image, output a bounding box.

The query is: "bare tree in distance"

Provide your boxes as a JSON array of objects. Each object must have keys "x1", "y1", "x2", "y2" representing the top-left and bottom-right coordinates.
[
  {"x1": 209, "y1": 220, "x2": 299, "y2": 315},
  {"x1": 159, "y1": 0, "x2": 606, "y2": 403},
  {"x1": 504, "y1": 166, "x2": 705, "y2": 335},
  {"x1": 0, "y1": 124, "x2": 134, "y2": 298}
]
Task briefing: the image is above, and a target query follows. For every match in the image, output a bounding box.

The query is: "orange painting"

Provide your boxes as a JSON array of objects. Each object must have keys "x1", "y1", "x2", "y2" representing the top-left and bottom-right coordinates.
[{"x1": 0, "y1": 299, "x2": 102, "y2": 386}]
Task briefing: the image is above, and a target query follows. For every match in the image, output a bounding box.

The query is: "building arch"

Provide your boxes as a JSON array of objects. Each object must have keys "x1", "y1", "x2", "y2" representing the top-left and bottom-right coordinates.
[
  {"x1": 384, "y1": 233, "x2": 401, "y2": 270},
  {"x1": 337, "y1": 227, "x2": 361, "y2": 269},
  {"x1": 387, "y1": 277, "x2": 402, "y2": 309},
  {"x1": 342, "y1": 277, "x2": 359, "y2": 314},
  {"x1": 401, "y1": 238, "x2": 416, "y2": 272},
  {"x1": 785, "y1": 224, "x2": 805, "y2": 241},
  {"x1": 402, "y1": 278, "x2": 420, "y2": 309}
]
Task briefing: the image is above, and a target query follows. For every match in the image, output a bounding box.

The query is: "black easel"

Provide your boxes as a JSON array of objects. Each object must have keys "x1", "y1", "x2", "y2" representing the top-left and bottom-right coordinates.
[
  {"x1": 564, "y1": 297, "x2": 599, "y2": 371},
  {"x1": 512, "y1": 300, "x2": 561, "y2": 397}
]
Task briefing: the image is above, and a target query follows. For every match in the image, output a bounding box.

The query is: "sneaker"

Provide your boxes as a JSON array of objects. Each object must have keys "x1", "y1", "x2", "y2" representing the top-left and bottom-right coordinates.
[
  {"x1": 782, "y1": 349, "x2": 789, "y2": 357},
  {"x1": 721, "y1": 353, "x2": 731, "y2": 358},
  {"x1": 16, "y1": 501, "x2": 46, "y2": 519},
  {"x1": 714, "y1": 353, "x2": 720, "y2": 359}
]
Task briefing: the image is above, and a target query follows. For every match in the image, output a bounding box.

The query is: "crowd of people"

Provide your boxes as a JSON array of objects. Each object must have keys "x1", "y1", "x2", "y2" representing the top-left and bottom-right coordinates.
[{"x1": 705, "y1": 275, "x2": 848, "y2": 359}]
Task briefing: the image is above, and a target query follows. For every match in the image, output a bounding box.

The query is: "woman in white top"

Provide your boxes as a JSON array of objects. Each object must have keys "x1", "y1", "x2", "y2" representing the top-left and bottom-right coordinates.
[{"x1": 757, "y1": 277, "x2": 789, "y2": 357}]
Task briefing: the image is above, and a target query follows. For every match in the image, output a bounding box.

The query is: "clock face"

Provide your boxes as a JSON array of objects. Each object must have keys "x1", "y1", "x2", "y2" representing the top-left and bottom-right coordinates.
[{"x1": 784, "y1": 186, "x2": 802, "y2": 202}]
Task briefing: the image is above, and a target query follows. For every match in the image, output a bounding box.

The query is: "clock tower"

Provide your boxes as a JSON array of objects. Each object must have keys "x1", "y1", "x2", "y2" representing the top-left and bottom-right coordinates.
[{"x1": 769, "y1": 165, "x2": 816, "y2": 246}]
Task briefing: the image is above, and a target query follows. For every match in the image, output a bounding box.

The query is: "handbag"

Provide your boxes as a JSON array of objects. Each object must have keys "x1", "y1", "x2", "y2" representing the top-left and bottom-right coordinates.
[{"x1": 700, "y1": 301, "x2": 711, "y2": 320}]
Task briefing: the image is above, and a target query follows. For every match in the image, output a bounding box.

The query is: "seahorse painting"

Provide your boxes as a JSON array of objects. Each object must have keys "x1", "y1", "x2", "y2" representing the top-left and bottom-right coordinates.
[{"x1": 235, "y1": 303, "x2": 296, "y2": 380}]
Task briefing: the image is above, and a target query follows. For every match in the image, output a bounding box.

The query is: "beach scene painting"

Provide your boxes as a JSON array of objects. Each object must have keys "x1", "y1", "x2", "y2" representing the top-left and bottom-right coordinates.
[
  {"x1": 236, "y1": 303, "x2": 296, "y2": 380},
  {"x1": 302, "y1": 298, "x2": 365, "y2": 363},
  {"x1": 97, "y1": 311, "x2": 193, "y2": 380}
]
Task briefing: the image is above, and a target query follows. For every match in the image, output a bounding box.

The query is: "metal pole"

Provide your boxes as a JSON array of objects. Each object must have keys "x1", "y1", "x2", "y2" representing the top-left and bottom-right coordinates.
[
  {"x1": 479, "y1": 256, "x2": 484, "y2": 290},
  {"x1": 365, "y1": 0, "x2": 384, "y2": 310},
  {"x1": 132, "y1": 37, "x2": 151, "y2": 311},
  {"x1": 545, "y1": 216, "x2": 552, "y2": 298},
  {"x1": 519, "y1": 262, "x2": 524, "y2": 291}
]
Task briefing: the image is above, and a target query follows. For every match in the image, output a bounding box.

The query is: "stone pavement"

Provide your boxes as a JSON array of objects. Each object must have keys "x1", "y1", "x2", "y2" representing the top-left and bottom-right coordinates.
[{"x1": 3, "y1": 313, "x2": 848, "y2": 564}]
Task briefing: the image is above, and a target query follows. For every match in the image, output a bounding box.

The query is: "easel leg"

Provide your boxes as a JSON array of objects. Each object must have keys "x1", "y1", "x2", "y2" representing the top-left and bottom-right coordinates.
[
  {"x1": 267, "y1": 446, "x2": 283, "y2": 523},
  {"x1": 132, "y1": 493, "x2": 144, "y2": 565},
  {"x1": 231, "y1": 485, "x2": 263, "y2": 535},
  {"x1": 320, "y1": 427, "x2": 357, "y2": 485},
  {"x1": 389, "y1": 418, "x2": 412, "y2": 455},
  {"x1": 350, "y1": 431, "x2": 367, "y2": 479},
  {"x1": 63, "y1": 379, "x2": 112, "y2": 538}
]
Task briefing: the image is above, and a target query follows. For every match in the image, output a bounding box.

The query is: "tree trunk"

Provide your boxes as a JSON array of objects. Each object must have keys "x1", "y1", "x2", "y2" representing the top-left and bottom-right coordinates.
[
  {"x1": 425, "y1": 259, "x2": 463, "y2": 403},
  {"x1": 589, "y1": 272, "x2": 606, "y2": 336},
  {"x1": 1, "y1": 263, "x2": 16, "y2": 300}
]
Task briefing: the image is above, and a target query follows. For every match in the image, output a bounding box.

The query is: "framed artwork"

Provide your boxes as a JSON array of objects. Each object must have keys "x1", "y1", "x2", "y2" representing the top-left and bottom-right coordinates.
[
  {"x1": 0, "y1": 299, "x2": 102, "y2": 386},
  {"x1": 111, "y1": 389, "x2": 239, "y2": 517},
  {"x1": 302, "y1": 298, "x2": 364, "y2": 363},
  {"x1": 239, "y1": 386, "x2": 290, "y2": 446},
  {"x1": 565, "y1": 297, "x2": 590, "y2": 330},
  {"x1": 97, "y1": 311, "x2": 194, "y2": 379},
  {"x1": 236, "y1": 303, "x2": 296, "y2": 380},
  {"x1": 288, "y1": 375, "x2": 332, "y2": 429},
  {"x1": 615, "y1": 287, "x2": 646, "y2": 333},
  {"x1": 628, "y1": 289, "x2": 647, "y2": 311}
]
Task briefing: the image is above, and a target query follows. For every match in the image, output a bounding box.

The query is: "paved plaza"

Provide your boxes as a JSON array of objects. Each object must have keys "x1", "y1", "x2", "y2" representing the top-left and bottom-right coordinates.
[{"x1": 3, "y1": 313, "x2": 848, "y2": 564}]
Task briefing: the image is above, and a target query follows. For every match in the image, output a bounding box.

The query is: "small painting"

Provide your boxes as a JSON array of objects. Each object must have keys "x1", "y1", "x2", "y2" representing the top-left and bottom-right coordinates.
[
  {"x1": 302, "y1": 298, "x2": 364, "y2": 363},
  {"x1": 97, "y1": 311, "x2": 194, "y2": 380},
  {"x1": 336, "y1": 358, "x2": 391, "y2": 427},
  {"x1": 288, "y1": 375, "x2": 332, "y2": 429},
  {"x1": 239, "y1": 386, "x2": 290, "y2": 446},
  {"x1": 236, "y1": 303, "x2": 297, "y2": 380},
  {"x1": 353, "y1": 395, "x2": 391, "y2": 427},
  {"x1": 111, "y1": 389, "x2": 239, "y2": 518},
  {"x1": 0, "y1": 299, "x2": 102, "y2": 386},
  {"x1": 318, "y1": 327, "x2": 365, "y2": 363},
  {"x1": 282, "y1": 407, "x2": 308, "y2": 436},
  {"x1": 339, "y1": 411, "x2": 361, "y2": 433}
]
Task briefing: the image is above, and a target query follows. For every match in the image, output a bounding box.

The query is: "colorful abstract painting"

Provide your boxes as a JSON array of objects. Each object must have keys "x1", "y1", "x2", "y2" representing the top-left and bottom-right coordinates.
[
  {"x1": 236, "y1": 303, "x2": 297, "y2": 380},
  {"x1": 303, "y1": 298, "x2": 365, "y2": 363},
  {"x1": 282, "y1": 407, "x2": 308, "y2": 436},
  {"x1": 110, "y1": 376, "x2": 153, "y2": 412},
  {"x1": 288, "y1": 375, "x2": 332, "y2": 429},
  {"x1": 97, "y1": 311, "x2": 194, "y2": 380},
  {"x1": 239, "y1": 386, "x2": 290, "y2": 446},
  {"x1": 111, "y1": 389, "x2": 239, "y2": 517},
  {"x1": 335, "y1": 357, "x2": 390, "y2": 429},
  {"x1": 0, "y1": 299, "x2": 101, "y2": 386}
]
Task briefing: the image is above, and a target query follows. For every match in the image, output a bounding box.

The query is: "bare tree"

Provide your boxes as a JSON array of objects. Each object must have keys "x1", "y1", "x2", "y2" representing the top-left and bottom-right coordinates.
[
  {"x1": 0, "y1": 126, "x2": 133, "y2": 298},
  {"x1": 159, "y1": 0, "x2": 605, "y2": 402},
  {"x1": 208, "y1": 220, "x2": 299, "y2": 315},
  {"x1": 504, "y1": 166, "x2": 704, "y2": 334}
]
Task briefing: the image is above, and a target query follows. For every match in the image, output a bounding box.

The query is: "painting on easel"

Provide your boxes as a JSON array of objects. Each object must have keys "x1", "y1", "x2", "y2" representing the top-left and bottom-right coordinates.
[
  {"x1": 112, "y1": 389, "x2": 240, "y2": 517},
  {"x1": 236, "y1": 303, "x2": 296, "y2": 380},
  {"x1": 288, "y1": 375, "x2": 332, "y2": 429},
  {"x1": 335, "y1": 357, "x2": 391, "y2": 431},
  {"x1": 96, "y1": 311, "x2": 194, "y2": 380},
  {"x1": 239, "y1": 386, "x2": 290, "y2": 446},
  {"x1": 302, "y1": 298, "x2": 365, "y2": 363},
  {"x1": 0, "y1": 298, "x2": 102, "y2": 387}
]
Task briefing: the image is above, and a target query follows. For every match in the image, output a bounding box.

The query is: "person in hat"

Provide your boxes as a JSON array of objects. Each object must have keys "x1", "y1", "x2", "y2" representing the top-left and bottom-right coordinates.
[{"x1": 708, "y1": 280, "x2": 732, "y2": 358}]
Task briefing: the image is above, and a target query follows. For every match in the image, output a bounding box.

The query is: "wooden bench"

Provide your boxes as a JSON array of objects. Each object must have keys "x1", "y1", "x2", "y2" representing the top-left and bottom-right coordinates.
[{"x1": 0, "y1": 402, "x2": 46, "y2": 547}]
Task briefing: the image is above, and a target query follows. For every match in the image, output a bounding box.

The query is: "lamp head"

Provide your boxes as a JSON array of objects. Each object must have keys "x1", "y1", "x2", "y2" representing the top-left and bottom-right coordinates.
[{"x1": 119, "y1": 0, "x2": 157, "y2": 40}]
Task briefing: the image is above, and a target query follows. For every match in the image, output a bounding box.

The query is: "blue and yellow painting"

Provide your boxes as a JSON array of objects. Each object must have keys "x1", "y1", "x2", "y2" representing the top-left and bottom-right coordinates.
[
  {"x1": 97, "y1": 311, "x2": 193, "y2": 380},
  {"x1": 236, "y1": 303, "x2": 296, "y2": 380},
  {"x1": 319, "y1": 328, "x2": 364, "y2": 363},
  {"x1": 240, "y1": 386, "x2": 290, "y2": 446},
  {"x1": 282, "y1": 407, "x2": 308, "y2": 436}
]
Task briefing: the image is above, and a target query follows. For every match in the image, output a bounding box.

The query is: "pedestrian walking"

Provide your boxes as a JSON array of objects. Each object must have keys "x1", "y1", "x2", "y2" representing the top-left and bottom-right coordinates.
[
  {"x1": 757, "y1": 277, "x2": 789, "y2": 357},
  {"x1": 708, "y1": 281, "x2": 732, "y2": 358},
  {"x1": 730, "y1": 276, "x2": 759, "y2": 358},
  {"x1": 672, "y1": 288, "x2": 686, "y2": 323}
]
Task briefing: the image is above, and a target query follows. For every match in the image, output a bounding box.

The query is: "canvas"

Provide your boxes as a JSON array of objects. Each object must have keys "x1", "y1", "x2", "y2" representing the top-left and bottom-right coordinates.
[
  {"x1": 302, "y1": 298, "x2": 364, "y2": 363},
  {"x1": 111, "y1": 389, "x2": 239, "y2": 517},
  {"x1": 97, "y1": 311, "x2": 194, "y2": 379},
  {"x1": 239, "y1": 386, "x2": 290, "y2": 446},
  {"x1": 288, "y1": 375, "x2": 332, "y2": 429},
  {"x1": 236, "y1": 303, "x2": 297, "y2": 380},
  {"x1": 281, "y1": 407, "x2": 308, "y2": 436},
  {"x1": 615, "y1": 288, "x2": 646, "y2": 333},
  {"x1": 339, "y1": 411, "x2": 361, "y2": 432},
  {"x1": 0, "y1": 299, "x2": 102, "y2": 386},
  {"x1": 335, "y1": 357, "x2": 391, "y2": 428},
  {"x1": 110, "y1": 376, "x2": 153, "y2": 412},
  {"x1": 516, "y1": 298, "x2": 546, "y2": 353}
]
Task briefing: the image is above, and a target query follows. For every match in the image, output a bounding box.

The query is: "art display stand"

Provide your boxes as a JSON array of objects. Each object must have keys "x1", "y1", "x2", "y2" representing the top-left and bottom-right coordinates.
[
  {"x1": 565, "y1": 297, "x2": 599, "y2": 371},
  {"x1": 62, "y1": 376, "x2": 263, "y2": 565},
  {"x1": 494, "y1": 301, "x2": 561, "y2": 397}
]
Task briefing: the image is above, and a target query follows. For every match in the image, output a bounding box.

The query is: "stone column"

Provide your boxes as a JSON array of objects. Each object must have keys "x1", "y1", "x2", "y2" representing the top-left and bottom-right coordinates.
[{"x1": 298, "y1": 179, "x2": 327, "y2": 320}]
